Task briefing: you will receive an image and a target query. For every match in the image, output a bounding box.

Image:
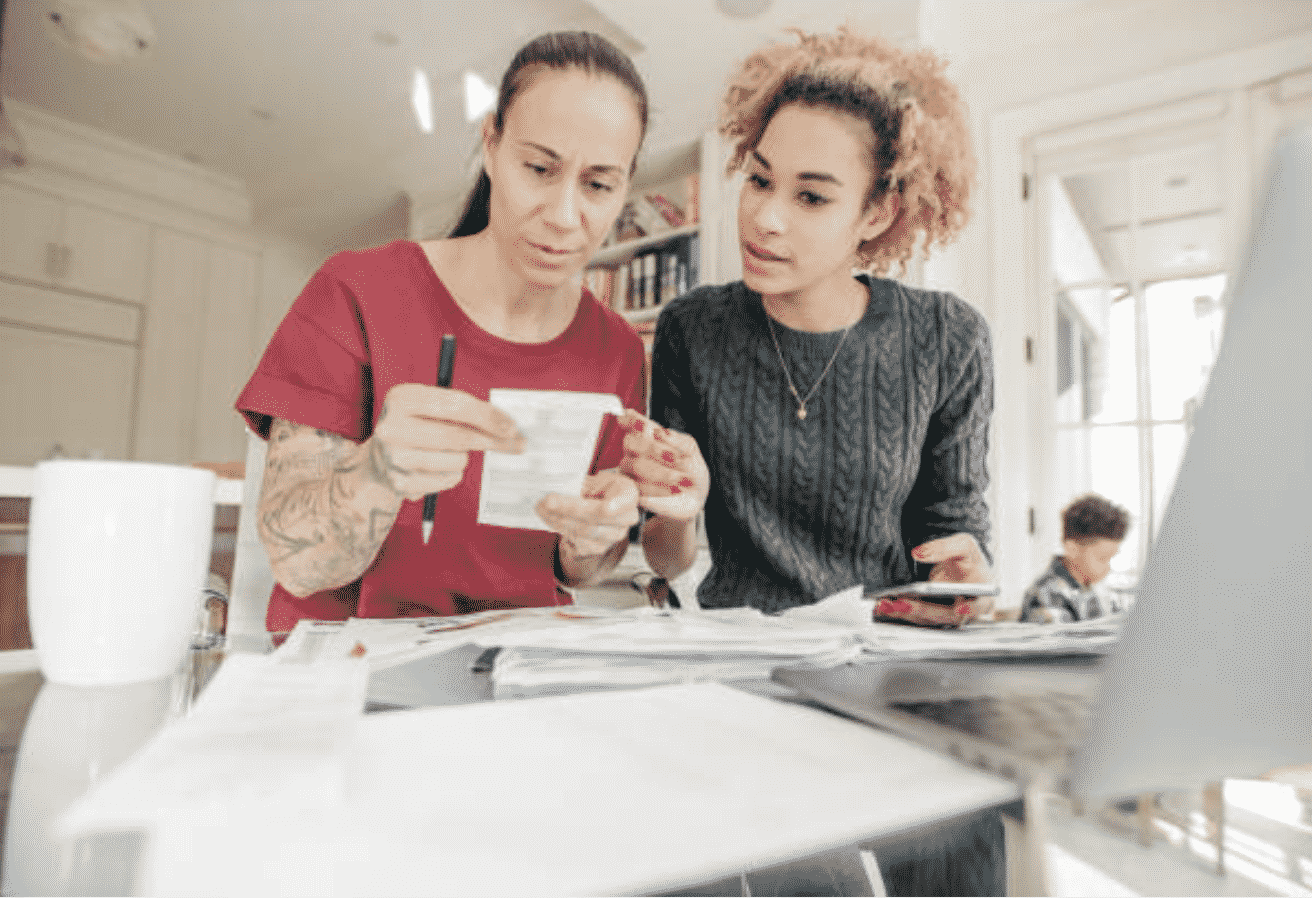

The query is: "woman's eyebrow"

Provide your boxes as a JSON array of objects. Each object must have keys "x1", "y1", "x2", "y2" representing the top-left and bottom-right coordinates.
[
  {"x1": 750, "y1": 150, "x2": 841, "y2": 186},
  {"x1": 519, "y1": 141, "x2": 623, "y2": 176},
  {"x1": 798, "y1": 171, "x2": 842, "y2": 186},
  {"x1": 519, "y1": 140, "x2": 561, "y2": 161}
]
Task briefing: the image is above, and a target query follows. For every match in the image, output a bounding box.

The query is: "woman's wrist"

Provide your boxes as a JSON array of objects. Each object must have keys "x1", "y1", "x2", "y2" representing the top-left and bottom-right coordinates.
[
  {"x1": 640, "y1": 512, "x2": 699, "y2": 580},
  {"x1": 554, "y1": 535, "x2": 625, "y2": 589}
]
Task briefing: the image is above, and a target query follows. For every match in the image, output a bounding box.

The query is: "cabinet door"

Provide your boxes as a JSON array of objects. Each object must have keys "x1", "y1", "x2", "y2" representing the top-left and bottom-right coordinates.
[
  {"x1": 135, "y1": 229, "x2": 208, "y2": 463},
  {"x1": 61, "y1": 202, "x2": 152, "y2": 302},
  {"x1": 0, "y1": 181, "x2": 64, "y2": 284},
  {"x1": 0, "y1": 324, "x2": 137, "y2": 465},
  {"x1": 195, "y1": 243, "x2": 258, "y2": 463}
]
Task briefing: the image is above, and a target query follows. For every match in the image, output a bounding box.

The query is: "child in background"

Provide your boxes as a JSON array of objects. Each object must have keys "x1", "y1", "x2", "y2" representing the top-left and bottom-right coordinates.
[{"x1": 1021, "y1": 493, "x2": 1131, "y2": 623}]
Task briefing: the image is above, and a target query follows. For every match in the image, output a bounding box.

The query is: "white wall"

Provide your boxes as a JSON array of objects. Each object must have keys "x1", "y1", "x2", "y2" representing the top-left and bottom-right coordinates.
[{"x1": 254, "y1": 233, "x2": 325, "y2": 353}]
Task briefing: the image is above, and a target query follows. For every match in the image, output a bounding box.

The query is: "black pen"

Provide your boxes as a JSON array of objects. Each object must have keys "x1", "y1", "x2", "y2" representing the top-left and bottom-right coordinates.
[{"x1": 422, "y1": 334, "x2": 457, "y2": 544}]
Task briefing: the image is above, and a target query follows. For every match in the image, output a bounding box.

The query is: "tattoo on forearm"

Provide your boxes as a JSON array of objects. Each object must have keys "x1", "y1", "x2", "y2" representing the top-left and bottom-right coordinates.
[
  {"x1": 366, "y1": 436, "x2": 410, "y2": 485},
  {"x1": 259, "y1": 420, "x2": 399, "y2": 594}
]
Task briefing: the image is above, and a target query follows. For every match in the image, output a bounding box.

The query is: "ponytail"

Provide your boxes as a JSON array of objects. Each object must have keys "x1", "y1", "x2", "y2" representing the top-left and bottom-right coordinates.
[{"x1": 448, "y1": 170, "x2": 493, "y2": 238}]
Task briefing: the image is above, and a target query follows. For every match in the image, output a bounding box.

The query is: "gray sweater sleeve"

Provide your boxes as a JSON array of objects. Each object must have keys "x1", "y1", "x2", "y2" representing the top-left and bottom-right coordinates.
[{"x1": 899, "y1": 294, "x2": 994, "y2": 562}]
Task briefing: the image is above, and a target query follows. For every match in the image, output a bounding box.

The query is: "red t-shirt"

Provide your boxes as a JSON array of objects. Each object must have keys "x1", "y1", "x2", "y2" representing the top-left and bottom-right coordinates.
[{"x1": 236, "y1": 240, "x2": 646, "y2": 630}]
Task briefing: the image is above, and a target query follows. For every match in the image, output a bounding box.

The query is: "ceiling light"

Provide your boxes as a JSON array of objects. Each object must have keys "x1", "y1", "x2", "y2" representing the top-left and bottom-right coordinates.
[
  {"x1": 43, "y1": 0, "x2": 156, "y2": 63},
  {"x1": 411, "y1": 68, "x2": 433, "y2": 135},
  {"x1": 716, "y1": 0, "x2": 773, "y2": 18},
  {"x1": 464, "y1": 71, "x2": 496, "y2": 123}
]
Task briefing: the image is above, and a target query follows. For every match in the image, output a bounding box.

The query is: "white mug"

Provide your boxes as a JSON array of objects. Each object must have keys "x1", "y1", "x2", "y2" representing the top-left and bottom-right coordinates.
[{"x1": 27, "y1": 460, "x2": 216, "y2": 685}]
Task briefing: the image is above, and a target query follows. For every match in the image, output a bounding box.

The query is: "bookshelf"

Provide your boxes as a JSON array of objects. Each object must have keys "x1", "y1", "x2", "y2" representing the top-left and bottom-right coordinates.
[
  {"x1": 591, "y1": 222, "x2": 700, "y2": 269},
  {"x1": 585, "y1": 132, "x2": 738, "y2": 328}
]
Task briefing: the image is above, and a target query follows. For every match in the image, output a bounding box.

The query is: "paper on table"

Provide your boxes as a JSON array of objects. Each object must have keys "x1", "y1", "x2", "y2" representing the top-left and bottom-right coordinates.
[
  {"x1": 137, "y1": 682, "x2": 1019, "y2": 898},
  {"x1": 59, "y1": 652, "x2": 366, "y2": 835},
  {"x1": 487, "y1": 605, "x2": 874, "y2": 656},
  {"x1": 478, "y1": 388, "x2": 622, "y2": 530},
  {"x1": 312, "y1": 606, "x2": 622, "y2": 673},
  {"x1": 862, "y1": 614, "x2": 1126, "y2": 659},
  {"x1": 490, "y1": 645, "x2": 866, "y2": 700}
]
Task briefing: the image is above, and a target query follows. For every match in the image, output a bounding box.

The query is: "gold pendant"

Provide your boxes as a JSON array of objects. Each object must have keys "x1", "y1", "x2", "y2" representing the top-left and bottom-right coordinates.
[{"x1": 797, "y1": 406, "x2": 807, "y2": 421}]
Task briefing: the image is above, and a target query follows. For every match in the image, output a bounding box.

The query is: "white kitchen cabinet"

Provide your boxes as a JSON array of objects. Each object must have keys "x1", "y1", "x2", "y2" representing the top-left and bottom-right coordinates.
[
  {"x1": 0, "y1": 182, "x2": 63, "y2": 286},
  {"x1": 134, "y1": 229, "x2": 258, "y2": 464},
  {"x1": 0, "y1": 281, "x2": 139, "y2": 465},
  {"x1": 195, "y1": 242, "x2": 258, "y2": 463},
  {"x1": 60, "y1": 202, "x2": 151, "y2": 302},
  {"x1": 0, "y1": 180, "x2": 151, "y2": 303},
  {"x1": 133, "y1": 229, "x2": 208, "y2": 464}
]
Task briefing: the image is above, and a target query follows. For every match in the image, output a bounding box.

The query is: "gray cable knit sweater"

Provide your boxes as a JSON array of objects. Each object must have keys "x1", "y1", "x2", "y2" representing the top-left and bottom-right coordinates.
[{"x1": 651, "y1": 275, "x2": 994, "y2": 613}]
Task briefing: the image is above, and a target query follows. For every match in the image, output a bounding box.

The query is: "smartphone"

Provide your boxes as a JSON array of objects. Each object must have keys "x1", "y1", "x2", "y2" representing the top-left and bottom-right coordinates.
[{"x1": 866, "y1": 581, "x2": 999, "y2": 606}]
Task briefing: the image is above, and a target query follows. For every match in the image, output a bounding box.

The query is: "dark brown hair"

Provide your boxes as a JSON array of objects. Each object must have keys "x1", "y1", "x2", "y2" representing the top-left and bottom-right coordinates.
[
  {"x1": 719, "y1": 28, "x2": 974, "y2": 274},
  {"x1": 448, "y1": 31, "x2": 649, "y2": 238},
  {"x1": 1062, "y1": 493, "x2": 1131, "y2": 543}
]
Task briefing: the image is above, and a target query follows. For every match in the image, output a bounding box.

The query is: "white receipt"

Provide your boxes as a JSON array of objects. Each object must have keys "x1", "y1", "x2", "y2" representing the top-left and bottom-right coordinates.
[{"x1": 478, "y1": 389, "x2": 622, "y2": 530}]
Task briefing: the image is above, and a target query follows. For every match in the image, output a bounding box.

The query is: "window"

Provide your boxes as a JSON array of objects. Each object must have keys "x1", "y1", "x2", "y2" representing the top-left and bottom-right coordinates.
[{"x1": 1035, "y1": 111, "x2": 1233, "y2": 587}]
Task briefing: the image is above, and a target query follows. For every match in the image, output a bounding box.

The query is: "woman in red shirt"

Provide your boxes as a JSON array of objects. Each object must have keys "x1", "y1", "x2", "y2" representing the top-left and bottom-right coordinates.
[{"x1": 237, "y1": 32, "x2": 650, "y2": 630}]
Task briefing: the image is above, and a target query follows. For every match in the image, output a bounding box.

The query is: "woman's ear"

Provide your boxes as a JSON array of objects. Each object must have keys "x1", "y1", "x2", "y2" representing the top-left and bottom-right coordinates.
[
  {"x1": 480, "y1": 113, "x2": 499, "y2": 167},
  {"x1": 859, "y1": 191, "x2": 901, "y2": 243}
]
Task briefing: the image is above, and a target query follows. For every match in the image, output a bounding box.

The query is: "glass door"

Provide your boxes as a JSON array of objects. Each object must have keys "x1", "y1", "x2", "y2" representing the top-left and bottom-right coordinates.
[{"x1": 1034, "y1": 112, "x2": 1234, "y2": 591}]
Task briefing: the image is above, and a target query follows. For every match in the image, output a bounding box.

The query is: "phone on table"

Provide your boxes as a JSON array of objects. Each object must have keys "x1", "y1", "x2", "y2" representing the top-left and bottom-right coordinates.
[{"x1": 865, "y1": 581, "x2": 999, "y2": 606}]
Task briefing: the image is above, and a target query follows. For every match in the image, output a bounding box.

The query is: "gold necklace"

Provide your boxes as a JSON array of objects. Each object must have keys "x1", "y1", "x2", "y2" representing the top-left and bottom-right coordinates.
[{"x1": 765, "y1": 314, "x2": 853, "y2": 421}]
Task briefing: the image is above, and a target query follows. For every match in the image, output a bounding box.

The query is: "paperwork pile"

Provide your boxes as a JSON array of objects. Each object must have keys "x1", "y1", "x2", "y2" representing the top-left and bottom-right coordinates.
[
  {"x1": 276, "y1": 586, "x2": 1124, "y2": 703},
  {"x1": 487, "y1": 604, "x2": 871, "y2": 698}
]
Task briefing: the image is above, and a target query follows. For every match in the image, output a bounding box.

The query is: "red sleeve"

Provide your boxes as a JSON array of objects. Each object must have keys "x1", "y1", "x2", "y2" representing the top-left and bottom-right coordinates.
[
  {"x1": 591, "y1": 326, "x2": 647, "y2": 473},
  {"x1": 236, "y1": 263, "x2": 372, "y2": 441}
]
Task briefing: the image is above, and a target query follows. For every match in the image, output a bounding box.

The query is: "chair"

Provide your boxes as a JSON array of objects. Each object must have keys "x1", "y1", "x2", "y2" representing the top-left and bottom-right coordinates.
[{"x1": 225, "y1": 428, "x2": 275, "y2": 642}]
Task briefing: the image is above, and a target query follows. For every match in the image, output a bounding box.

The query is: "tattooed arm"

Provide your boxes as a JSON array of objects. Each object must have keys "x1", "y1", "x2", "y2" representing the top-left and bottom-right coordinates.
[
  {"x1": 258, "y1": 383, "x2": 527, "y2": 597},
  {"x1": 258, "y1": 420, "x2": 404, "y2": 597}
]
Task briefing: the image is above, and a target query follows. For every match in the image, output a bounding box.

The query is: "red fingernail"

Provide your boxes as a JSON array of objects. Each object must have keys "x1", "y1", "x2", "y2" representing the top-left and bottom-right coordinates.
[
  {"x1": 633, "y1": 420, "x2": 645, "y2": 433},
  {"x1": 956, "y1": 604, "x2": 971, "y2": 615},
  {"x1": 670, "y1": 485, "x2": 682, "y2": 495},
  {"x1": 657, "y1": 427, "x2": 672, "y2": 440},
  {"x1": 877, "y1": 599, "x2": 912, "y2": 615},
  {"x1": 912, "y1": 546, "x2": 927, "y2": 559},
  {"x1": 662, "y1": 451, "x2": 676, "y2": 464},
  {"x1": 678, "y1": 477, "x2": 694, "y2": 488}
]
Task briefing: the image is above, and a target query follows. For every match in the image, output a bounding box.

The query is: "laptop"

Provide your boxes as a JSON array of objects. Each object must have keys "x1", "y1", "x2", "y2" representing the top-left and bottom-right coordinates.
[{"x1": 775, "y1": 124, "x2": 1312, "y2": 802}]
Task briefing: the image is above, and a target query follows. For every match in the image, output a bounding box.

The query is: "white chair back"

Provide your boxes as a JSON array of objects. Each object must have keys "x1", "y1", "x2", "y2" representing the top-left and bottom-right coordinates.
[{"x1": 227, "y1": 429, "x2": 274, "y2": 640}]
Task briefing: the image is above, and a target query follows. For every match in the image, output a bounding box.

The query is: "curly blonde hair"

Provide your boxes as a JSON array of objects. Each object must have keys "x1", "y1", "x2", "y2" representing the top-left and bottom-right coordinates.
[{"x1": 720, "y1": 28, "x2": 974, "y2": 275}]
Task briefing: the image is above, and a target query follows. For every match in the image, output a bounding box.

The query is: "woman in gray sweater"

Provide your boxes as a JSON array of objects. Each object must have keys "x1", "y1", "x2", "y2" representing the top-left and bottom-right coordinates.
[
  {"x1": 621, "y1": 29, "x2": 1007, "y2": 896},
  {"x1": 623, "y1": 27, "x2": 995, "y2": 628}
]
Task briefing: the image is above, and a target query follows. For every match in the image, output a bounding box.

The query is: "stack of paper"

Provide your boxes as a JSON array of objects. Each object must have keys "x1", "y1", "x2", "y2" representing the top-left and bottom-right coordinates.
[
  {"x1": 279, "y1": 586, "x2": 1123, "y2": 704},
  {"x1": 863, "y1": 615, "x2": 1125, "y2": 660},
  {"x1": 486, "y1": 601, "x2": 874, "y2": 697}
]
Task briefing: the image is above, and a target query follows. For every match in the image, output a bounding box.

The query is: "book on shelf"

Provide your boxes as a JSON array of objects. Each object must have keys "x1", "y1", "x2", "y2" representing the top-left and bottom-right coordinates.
[
  {"x1": 644, "y1": 192, "x2": 684, "y2": 228},
  {"x1": 642, "y1": 253, "x2": 658, "y2": 309},
  {"x1": 630, "y1": 197, "x2": 670, "y2": 237},
  {"x1": 607, "y1": 172, "x2": 701, "y2": 245},
  {"x1": 587, "y1": 231, "x2": 700, "y2": 315}
]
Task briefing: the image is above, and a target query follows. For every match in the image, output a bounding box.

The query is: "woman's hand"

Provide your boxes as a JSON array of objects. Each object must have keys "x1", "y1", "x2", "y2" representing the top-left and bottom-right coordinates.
[
  {"x1": 537, "y1": 469, "x2": 642, "y2": 586},
  {"x1": 873, "y1": 533, "x2": 994, "y2": 627},
  {"x1": 617, "y1": 411, "x2": 710, "y2": 522},
  {"x1": 365, "y1": 383, "x2": 525, "y2": 500}
]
